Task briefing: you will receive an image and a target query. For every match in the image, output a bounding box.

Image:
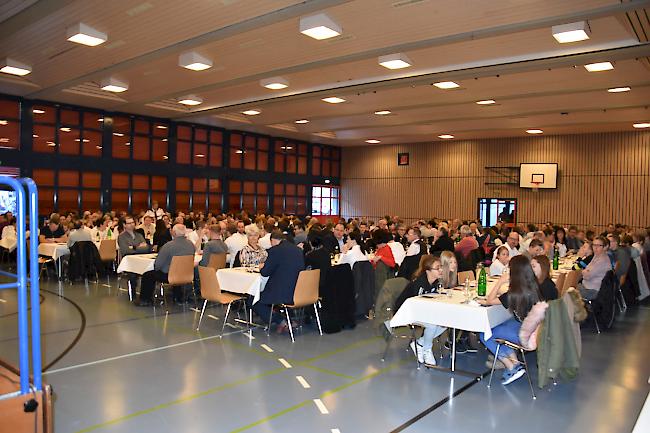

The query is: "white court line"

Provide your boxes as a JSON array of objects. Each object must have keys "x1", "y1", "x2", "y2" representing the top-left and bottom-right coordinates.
[
  {"x1": 189, "y1": 308, "x2": 201, "y2": 313},
  {"x1": 278, "y1": 358, "x2": 292, "y2": 368},
  {"x1": 331, "y1": 429, "x2": 341, "y2": 433},
  {"x1": 44, "y1": 334, "x2": 224, "y2": 375},
  {"x1": 0, "y1": 298, "x2": 7, "y2": 303},
  {"x1": 313, "y1": 398, "x2": 330, "y2": 414},
  {"x1": 295, "y1": 375, "x2": 311, "y2": 389},
  {"x1": 260, "y1": 344, "x2": 274, "y2": 353},
  {"x1": 207, "y1": 314, "x2": 219, "y2": 320}
]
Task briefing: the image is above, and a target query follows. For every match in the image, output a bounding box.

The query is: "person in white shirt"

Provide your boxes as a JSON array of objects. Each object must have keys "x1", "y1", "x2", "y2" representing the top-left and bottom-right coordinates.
[
  {"x1": 224, "y1": 221, "x2": 248, "y2": 266},
  {"x1": 489, "y1": 245, "x2": 511, "y2": 276},
  {"x1": 185, "y1": 224, "x2": 200, "y2": 251},
  {"x1": 144, "y1": 200, "x2": 165, "y2": 220},
  {"x1": 493, "y1": 232, "x2": 521, "y2": 261},
  {"x1": 388, "y1": 238, "x2": 406, "y2": 267},
  {"x1": 138, "y1": 215, "x2": 156, "y2": 242},
  {"x1": 405, "y1": 227, "x2": 427, "y2": 257},
  {"x1": 91, "y1": 217, "x2": 112, "y2": 241},
  {"x1": 338, "y1": 232, "x2": 369, "y2": 269},
  {"x1": 259, "y1": 223, "x2": 273, "y2": 250}
]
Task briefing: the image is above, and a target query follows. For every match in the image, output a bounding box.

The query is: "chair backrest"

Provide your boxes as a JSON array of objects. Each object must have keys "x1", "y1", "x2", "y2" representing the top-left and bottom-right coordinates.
[
  {"x1": 198, "y1": 265, "x2": 221, "y2": 301},
  {"x1": 563, "y1": 269, "x2": 581, "y2": 295},
  {"x1": 291, "y1": 269, "x2": 320, "y2": 307},
  {"x1": 555, "y1": 272, "x2": 567, "y2": 296},
  {"x1": 98, "y1": 239, "x2": 117, "y2": 261},
  {"x1": 374, "y1": 277, "x2": 410, "y2": 328},
  {"x1": 458, "y1": 270, "x2": 475, "y2": 283},
  {"x1": 167, "y1": 255, "x2": 195, "y2": 285},
  {"x1": 207, "y1": 252, "x2": 227, "y2": 270}
]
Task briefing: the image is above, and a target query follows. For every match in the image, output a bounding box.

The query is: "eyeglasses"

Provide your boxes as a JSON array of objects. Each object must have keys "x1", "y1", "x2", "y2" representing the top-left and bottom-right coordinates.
[
  {"x1": 592, "y1": 243, "x2": 605, "y2": 247},
  {"x1": 430, "y1": 266, "x2": 441, "y2": 271}
]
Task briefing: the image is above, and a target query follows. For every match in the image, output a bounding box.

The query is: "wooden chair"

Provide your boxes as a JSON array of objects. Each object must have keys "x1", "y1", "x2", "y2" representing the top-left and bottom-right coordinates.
[
  {"x1": 98, "y1": 239, "x2": 117, "y2": 272},
  {"x1": 562, "y1": 270, "x2": 581, "y2": 296},
  {"x1": 268, "y1": 269, "x2": 322, "y2": 342},
  {"x1": 458, "y1": 270, "x2": 475, "y2": 283},
  {"x1": 197, "y1": 266, "x2": 247, "y2": 335},
  {"x1": 206, "y1": 252, "x2": 227, "y2": 270},
  {"x1": 554, "y1": 272, "x2": 567, "y2": 297},
  {"x1": 157, "y1": 255, "x2": 194, "y2": 313}
]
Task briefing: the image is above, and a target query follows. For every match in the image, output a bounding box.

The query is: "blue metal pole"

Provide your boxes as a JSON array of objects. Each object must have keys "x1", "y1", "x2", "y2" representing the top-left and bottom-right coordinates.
[
  {"x1": 22, "y1": 178, "x2": 42, "y2": 391},
  {"x1": 0, "y1": 283, "x2": 20, "y2": 290},
  {"x1": 3, "y1": 177, "x2": 29, "y2": 394}
]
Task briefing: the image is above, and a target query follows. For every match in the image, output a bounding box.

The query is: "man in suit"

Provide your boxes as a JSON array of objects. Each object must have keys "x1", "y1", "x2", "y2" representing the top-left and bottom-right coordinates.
[
  {"x1": 323, "y1": 222, "x2": 347, "y2": 255},
  {"x1": 253, "y1": 230, "x2": 305, "y2": 331},
  {"x1": 136, "y1": 224, "x2": 195, "y2": 306}
]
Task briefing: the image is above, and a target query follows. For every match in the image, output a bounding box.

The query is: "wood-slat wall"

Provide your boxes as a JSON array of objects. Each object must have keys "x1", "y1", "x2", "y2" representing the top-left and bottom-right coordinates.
[{"x1": 340, "y1": 131, "x2": 650, "y2": 230}]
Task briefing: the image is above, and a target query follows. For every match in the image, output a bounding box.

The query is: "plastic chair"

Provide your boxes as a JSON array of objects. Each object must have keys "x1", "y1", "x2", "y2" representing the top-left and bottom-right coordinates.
[
  {"x1": 197, "y1": 266, "x2": 247, "y2": 336},
  {"x1": 98, "y1": 239, "x2": 117, "y2": 272},
  {"x1": 206, "y1": 252, "x2": 227, "y2": 270},
  {"x1": 158, "y1": 255, "x2": 194, "y2": 313},
  {"x1": 268, "y1": 269, "x2": 322, "y2": 342},
  {"x1": 458, "y1": 270, "x2": 475, "y2": 283}
]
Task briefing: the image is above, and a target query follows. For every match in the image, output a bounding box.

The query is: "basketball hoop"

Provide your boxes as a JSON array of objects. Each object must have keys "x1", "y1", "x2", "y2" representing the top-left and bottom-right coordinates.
[{"x1": 531, "y1": 182, "x2": 540, "y2": 193}]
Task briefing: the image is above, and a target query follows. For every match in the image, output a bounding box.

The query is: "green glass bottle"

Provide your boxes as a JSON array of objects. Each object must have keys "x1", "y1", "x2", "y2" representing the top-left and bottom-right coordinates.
[
  {"x1": 552, "y1": 247, "x2": 559, "y2": 270},
  {"x1": 477, "y1": 265, "x2": 487, "y2": 297}
]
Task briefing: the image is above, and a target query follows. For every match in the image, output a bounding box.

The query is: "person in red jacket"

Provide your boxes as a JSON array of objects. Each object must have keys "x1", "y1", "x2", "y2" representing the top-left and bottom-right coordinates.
[{"x1": 370, "y1": 229, "x2": 395, "y2": 269}]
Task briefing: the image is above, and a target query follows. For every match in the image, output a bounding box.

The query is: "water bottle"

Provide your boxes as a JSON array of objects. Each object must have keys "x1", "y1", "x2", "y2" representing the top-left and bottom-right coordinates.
[
  {"x1": 464, "y1": 277, "x2": 470, "y2": 302},
  {"x1": 107, "y1": 227, "x2": 112, "y2": 240},
  {"x1": 553, "y1": 247, "x2": 559, "y2": 270},
  {"x1": 477, "y1": 265, "x2": 487, "y2": 297}
]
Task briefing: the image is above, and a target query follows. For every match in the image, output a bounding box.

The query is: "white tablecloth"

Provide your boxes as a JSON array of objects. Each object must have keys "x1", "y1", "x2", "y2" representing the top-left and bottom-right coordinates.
[
  {"x1": 0, "y1": 237, "x2": 16, "y2": 252},
  {"x1": 117, "y1": 253, "x2": 202, "y2": 275},
  {"x1": 38, "y1": 243, "x2": 70, "y2": 260},
  {"x1": 389, "y1": 290, "x2": 512, "y2": 340},
  {"x1": 216, "y1": 267, "x2": 268, "y2": 304}
]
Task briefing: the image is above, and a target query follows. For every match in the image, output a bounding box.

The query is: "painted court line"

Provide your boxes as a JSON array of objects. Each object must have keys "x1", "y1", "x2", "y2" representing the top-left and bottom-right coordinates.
[
  {"x1": 313, "y1": 398, "x2": 330, "y2": 414},
  {"x1": 207, "y1": 314, "x2": 219, "y2": 320},
  {"x1": 331, "y1": 429, "x2": 341, "y2": 433},
  {"x1": 295, "y1": 376, "x2": 311, "y2": 389},
  {"x1": 44, "y1": 334, "x2": 224, "y2": 375},
  {"x1": 260, "y1": 344, "x2": 274, "y2": 353},
  {"x1": 278, "y1": 358, "x2": 292, "y2": 368}
]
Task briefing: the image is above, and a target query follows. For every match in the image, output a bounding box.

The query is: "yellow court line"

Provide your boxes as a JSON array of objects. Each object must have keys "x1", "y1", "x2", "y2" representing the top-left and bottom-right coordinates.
[
  {"x1": 228, "y1": 360, "x2": 406, "y2": 433},
  {"x1": 302, "y1": 364, "x2": 356, "y2": 380}
]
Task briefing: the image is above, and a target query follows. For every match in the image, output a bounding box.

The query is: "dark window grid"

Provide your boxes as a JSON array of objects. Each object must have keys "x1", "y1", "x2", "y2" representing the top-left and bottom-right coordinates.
[
  {"x1": 0, "y1": 98, "x2": 20, "y2": 121},
  {"x1": 113, "y1": 174, "x2": 168, "y2": 213},
  {"x1": 178, "y1": 127, "x2": 222, "y2": 167},
  {"x1": 229, "y1": 180, "x2": 267, "y2": 213},
  {"x1": 231, "y1": 134, "x2": 268, "y2": 171},
  {"x1": 274, "y1": 183, "x2": 307, "y2": 214},
  {"x1": 275, "y1": 140, "x2": 300, "y2": 173}
]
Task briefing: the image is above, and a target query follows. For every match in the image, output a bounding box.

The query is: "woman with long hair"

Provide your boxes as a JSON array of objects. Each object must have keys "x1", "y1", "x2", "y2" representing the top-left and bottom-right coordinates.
[
  {"x1": 338, "y1": 230, "x2": 369, "y2": 269},
  {"x1": 439, "y1": 250, "x2": 458, "y2": 289},
  {"x1": 530, "y1": 255, "x2": 558, "y2": 300},
  {"x1": 480, "y1": 255, "x2": 540, "y2": 385},
  {"x1": 394, "y1": 255, "x2": 446, "y2": 366}
]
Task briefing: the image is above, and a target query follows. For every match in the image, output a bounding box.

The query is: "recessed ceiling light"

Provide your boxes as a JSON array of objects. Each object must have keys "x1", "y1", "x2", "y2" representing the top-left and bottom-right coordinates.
[
  {"x1": 280, "y1": 146, "x2": 293, "y2": 150},
  {"x1": 476, "y1": 100, "x2": 496, "y2": 105},
  {"x1": 32, "y1": 109, "x2": 45, "y2": 114},
  {"x1": 66, "y1": 23, "x2": 107, "y2": 46},
  {"x1": 299, "y1": 13, "x2": 342, "y2": 40},
  {"x1": 97, "y1": 118, "x2": 104, "y2": 122},
  {"x1": 295, "y1": 119, "x2": 310, "y2": 124},
  {"x1": 178, "y1": 51, "x2": 213, "y2": 71},
  {"x1": 1, "y1": 58, "x2": 32, "y2": 76},
  {"x1": 242, "y1": 109, "x2": 261, "y2": 116},
  {"x1": 260, "y1": 77, "x2": 289, "y2": 90},
  {"x1": 607, "y1": 87, "x2": 631, "y2": 93},
  {"x1": 433, "y1": 81, "x2": 460, "y2": 89},
  {"x1": 100, "y1": 77, "x2": 128, "y2": 92},
  {"x1": 378, "y1": 53, "x2": 412, "y2": 70},
  {"x1": 96, "y1": 145, "x2": 103, "y2": 149},
  {"x1": 438, "y1": 134, "x2": 454, "y2": 139},
  {"x1": 162, "y1": 155, "x2": 168, "y2": 159},
  {"x1": 124, "y1": 142, "x2": 131, "y2": 146},
  {"x1": 32, "y1": 134, "x2": 38, "y2": 138},
  {"x1": 322, "y1": 97, "x2": 346, "y2": 104},
  {"x1": 113, "y1": 132, "x2": 124, "y2": 137},
  {"x1": 60, "y1": 127, "x2": 71, "y2": 132},
  {"x1": 584, "y1": 62, "x2": 613, "y2": 72},
  {"x1": 156, "y1": 125, "x2": 167, "y2": 129},
  {"x1": 178, "y1": 95, "x2": 203, "y2": 106},
  {"x1": 46, "y1": 141, "x2": 56, "y2": 147},
  {"x1": 235, "y1": 149, "x2": 246, "y2": 154},
  {"x1": 526, "y1": 129, "x2": 544, "y2": 134},
  {"x1": 74, "y1": 138, "x2": 90, "y2": 142},
  {"x1": 0, "y1": 120, "x2": 7, "y2": 125},
  {"x1": 633, "y1": 123, "x2": 650, "y2": 128},
  {"x1": 324, "y1": 179, "x2": 331, "y2": 184},
  {"x1": 552, "y1": 21, "x2": 590, "y2": 43},
  {"x1": 195, "y1": 153, "x2": 205, "y2": 158},
  {"x1": 374, "y1": 110, "x2": 391, "y2": 115},
  {"x1": 161, "y1": 138, "x2": 168, "y2": 142},
  {"x1": 365, "y1": 139, "x2": 381, "y2": 144}
]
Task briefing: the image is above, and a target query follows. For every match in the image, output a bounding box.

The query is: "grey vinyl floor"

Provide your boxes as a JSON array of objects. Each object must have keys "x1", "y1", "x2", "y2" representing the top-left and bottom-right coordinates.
[{"x1": 0, "y1": 272, "x2": 649, "y2": 433}]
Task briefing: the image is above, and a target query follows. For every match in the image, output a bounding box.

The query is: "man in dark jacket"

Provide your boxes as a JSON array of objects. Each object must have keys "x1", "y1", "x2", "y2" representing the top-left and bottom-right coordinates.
[
  {"x1": 253, "y1": 231, "x2": 305, "y2": 330},
  {"x1": 430, "y1": 227, "x2": 454, "y2": 254}
]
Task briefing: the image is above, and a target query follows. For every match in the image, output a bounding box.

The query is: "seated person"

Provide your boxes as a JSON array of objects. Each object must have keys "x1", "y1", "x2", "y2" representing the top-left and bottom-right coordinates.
[
  {"x1": 369, "y1": 229, "x2": 395, "y2": 269},
  {"x1": 493, "y1": 231, "x2": 520, "y2": 260},
  {"x1": 239, "y1": 224, "x2": 268, "y2": 268},
  {"x1": 198, "y1": 224, "x2": 228, "y2": 267},
  {"x1": 153, "y1": 219, "x2": 172, "y2": 252},
  {"x1": 304, "y1": 229, "x2": 330, "y2": 292},
  {"x1": 136, "y1": 224, "x2": 196, "y2": 306},
  {"x1": 252, "y1": 231, "x2": 305, "y2": 332},
  {"x1": 67, "y1": 220, "x2": 92, "y2": 248},
  {"x1": 530, "y1": 255, "x2": 558, "y2": 300},
  {"x1": 579, "y1": 236, "x2": 612, "y2": 300},
  {"x1": 118, "y1": 216, "x2": 151, "y2": 291},
  {"x1": 39, "y1": 214, "x2": 67, "y2": 243},
  {"x1": 394, "y1": 255, "x2": 445, "y2": 366},
  {"x1": 455, "y1": 225, "x2": 479, "y2": 259},
  {"x1": 480, "y1": 255, "x2": 541, "y2": 385},
  {"x1": 566, "y1": 225, "x2": 583, "y2": 251},
  {"x1": 489, "y1": 245, "x2": 510, "y2": 276},
  {"x1": 573, "y1": 241, "x2": 593, "y2": 269},
  {"x1": 430, "y1": 227, "x2": 454, "y2": 254},
  {"x1": 521, "y1": 238, "x2": 544, "y2": 260},
  {"x1": 608, "y1": 233, "x2": 631, "y2": 282},
  {"x1": 338, "y1": 230, "x2": 369, "y2": 269}
]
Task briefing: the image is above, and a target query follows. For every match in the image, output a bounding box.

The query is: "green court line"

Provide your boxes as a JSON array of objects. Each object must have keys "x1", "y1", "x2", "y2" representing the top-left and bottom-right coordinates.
[
  {"x1": 295, "y1": 335, "x2": 382, "y2": 363},
  {"x1": 228, "y1": 360, "x2": 406, "y2": 433},
  {"x1": 302, "y1": 364, "x2": 356, "y2": 380}
]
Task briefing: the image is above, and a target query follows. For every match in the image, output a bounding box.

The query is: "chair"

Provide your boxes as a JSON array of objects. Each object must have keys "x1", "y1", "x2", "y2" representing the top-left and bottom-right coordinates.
[
  {"x1": 458, "y1": 270, "x2": 475, "y2": 284},
  {"x1": 352, "y1": 260, "x2": 375, "y2": 318},
  {"x1": 585, "y1": 270, "x2": 618, "y2": 333},
  {"x1": 554, "y1": 272, "x2": 567, "y2": 297},
  {"x1": 616, "y1": 274, "x2": 628, "y2": 313},
  {"x1": 98, "y1": 239, "x2": 117, "y2": 273},
  {"x1": 67, "y1": 241, "x2": 102, "y2": 283},
  {"x1": 268, "y1": 269, "x2": 322, "y2": 342},
  {"x1": 206, "y1": 252, "x2": 227, "y2": 270},
  {"x1": 562, "y1": 270, "x2": 581, "y2": 297},
  {"x1": 197, "y1": 266, "x2": 247, "y2": 335},
  {"x1": 157, "y1": 255, "x2": 194, "y2": 313},
  {"x1": 487, "y1": 339, "x2": 537, "y2": 399}
]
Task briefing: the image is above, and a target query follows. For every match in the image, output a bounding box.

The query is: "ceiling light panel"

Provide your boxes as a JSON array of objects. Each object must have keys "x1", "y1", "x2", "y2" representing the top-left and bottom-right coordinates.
[
  {"x1": 365, "y1": 139, "x2": 381, "y2": 144},
  {"x1": 584, "y1": 62, "x2": 613, "y2": 72},
  {"x1": 67, "y1": 23, "x2": 107, "y2": 46},
  {"x1": 0, "y1": 58, "x2": 32, "y2": 76},
  {"x1": 476, "y1": 100, "x2": 496, "y2": 105},
  {"x1": 260, "y1": 77, "x2": 289, "y2": 90},
  {"x1": 433, "y1": 81, "x2": 459, "y2": 89},
  {"x1": 322, "y1": 97, "x2": 346, "y2": 104},
  {"x1": 178, "y1": 51, "x2": 213, "y2": 71},
  {"x1": 633, "y1": 123, "x2": 650, "y2": 128},
  {"x1": 295, "y1": 119, "x2": 310, "y2": 124},
  {"x1": 100, "y1": 77, "x2": 128, "y2": 92},
  {"x1": 378, "y1": 53, "x2": 412, "y2": 70},
  {"x1": 299, "y1": 13, "x2": 342, "y2": 40},
  {"x1": 438, "y1": 134, "x2": 454, "y2": 139},
  {"x1": 607, "y1": 87, "x2": 630, "y2": 93},
  {"x1": 526, "y1": 129, "x2": 544, "y2": 134},
  {"x1": 552, "y1": 21, "x2": 590, "y2": 44},
  {"x1": 374, "y1": 110, "x2": 391, "y2": 115},
  {"x1": 178, "y1": 95, "x2": 203, "y2": 105},
  {"x1": 242, "y1": 109, "x2": 261, "y2": 115}
]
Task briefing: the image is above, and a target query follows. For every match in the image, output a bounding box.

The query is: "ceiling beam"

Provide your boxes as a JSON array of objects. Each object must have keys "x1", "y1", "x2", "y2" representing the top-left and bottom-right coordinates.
[{"x1": 27, "y1": 0, "x2": 352, "y2": 99}]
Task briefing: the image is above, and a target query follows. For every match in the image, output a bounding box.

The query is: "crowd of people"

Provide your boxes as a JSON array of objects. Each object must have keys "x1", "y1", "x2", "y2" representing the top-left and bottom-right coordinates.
[{"x1": 6, "y1": 203, "x2": 650, "y2": 385}]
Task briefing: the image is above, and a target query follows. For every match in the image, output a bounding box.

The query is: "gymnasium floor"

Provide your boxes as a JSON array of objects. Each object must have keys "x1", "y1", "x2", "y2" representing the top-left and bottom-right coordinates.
[{"x1": 0, "y1": 273, "x2": 649, "y2": 433}]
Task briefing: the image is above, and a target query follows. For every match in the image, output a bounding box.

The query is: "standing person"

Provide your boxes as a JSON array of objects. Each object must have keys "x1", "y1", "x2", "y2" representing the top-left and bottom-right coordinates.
[
  {"x1": 394, "y1": 255, "x2": 446, "y2": 366},
  {"x1": 253, "y1": 231, "x2": 305, "y2": 332},
  {"x1": 145, "y1": 200, "x2": 165, "y2": 220},
  {"x1": 136, "y1": 224, "x2": 195, "y2": 306},
  {"x1": 480, "y1": 255, "x2": 540, "y2": 385}
]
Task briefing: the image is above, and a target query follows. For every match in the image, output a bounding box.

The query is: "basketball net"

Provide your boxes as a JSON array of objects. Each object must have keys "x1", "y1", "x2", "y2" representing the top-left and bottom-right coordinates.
[{"x1": 531, "y1": 182, "x2": 540, "y2": 193}]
